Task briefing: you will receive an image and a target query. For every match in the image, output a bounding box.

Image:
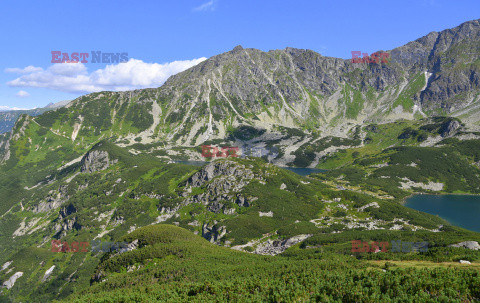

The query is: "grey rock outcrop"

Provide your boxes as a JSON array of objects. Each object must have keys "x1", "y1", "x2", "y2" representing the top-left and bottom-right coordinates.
[
  {"x1": 53, "y1": 204, "x2": 81, "y2": 237},
  {"x1": 0, "y1": 133, "x2": 10, "y2": 163},
  {"x1": 33, "y1": 185, "x2": 69, "y2": 213},
  {"x1": 254, "y1": 234, "x2": 312, "y2": 255},
  {"x1": 1, "y1": 261, "x2": 12, "y2": 272},
  {"x1": 235, "y1": 195, "x2": 252, "y2": 207},
  {"x1": 439, "y1": 119, "x2": 462, "y2": 137},
  {"x1": 183, "y1": 160, "x2": 257, "y2": 212},
  {"x1": 59, "y1": 203, "x2": 77, "y2": 219},
  {"x1": 449, "y1": 241, "x2": 480, "y2": 250},
  {"x1": 186, "y1": 160, "x2": 254, "y2": 187},
  {"x1": 117, "y1": 239, "x2": 139, "y2": 254},
  {"x1": 2, "y1": 272, "x2": 23, "y2": 289},
  {"x1": 202, "y1": 222, "x2": 227, "y2": 243},
  {"x1": 42, "y1": 266, "x2": 55, "y2": 282},
  {"x1": 80, "y1": 150, "x2": 117, "y2": 173}
]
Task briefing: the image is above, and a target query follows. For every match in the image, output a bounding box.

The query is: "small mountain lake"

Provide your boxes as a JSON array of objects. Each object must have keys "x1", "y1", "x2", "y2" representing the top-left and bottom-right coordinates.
[
  {"x1": 173, "y1": 161, "x2": 326, "y2": 176},
  {"x1": 405, "y1": 194, "x2": 480, "y2": 232}
]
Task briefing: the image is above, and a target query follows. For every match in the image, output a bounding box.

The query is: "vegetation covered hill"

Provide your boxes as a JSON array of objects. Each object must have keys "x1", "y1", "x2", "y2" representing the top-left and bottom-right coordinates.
[
  {"x1": 1, "y1": 136, "x2": 480, "y2": 301},
  {"x1": 63, "y1": 225, "x2": 480, "y2": 302}
]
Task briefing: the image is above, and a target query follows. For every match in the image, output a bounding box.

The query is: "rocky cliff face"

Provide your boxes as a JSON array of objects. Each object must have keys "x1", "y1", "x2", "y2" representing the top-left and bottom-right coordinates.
[
  {"x1": 80, "y1": 149, "x2": 117, "y2": 173},
  {"x1": 32, "y1": 185, "x2": 69, "y2": 213},
  {"x1": 439, "y1": 119, "x2": 462, "y2": 137},
  {"x1": 138, "y1": 19, "x2": 480, "y2": 142},
  {"x1": 0, "y1": 133, "x2": 10, "y2": 163}
]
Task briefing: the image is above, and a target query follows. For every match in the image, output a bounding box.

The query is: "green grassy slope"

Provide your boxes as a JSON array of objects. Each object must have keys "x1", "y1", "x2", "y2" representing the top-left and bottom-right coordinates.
[{"x1": 315, "y1": 138, "x2": 480, "y2": 200}]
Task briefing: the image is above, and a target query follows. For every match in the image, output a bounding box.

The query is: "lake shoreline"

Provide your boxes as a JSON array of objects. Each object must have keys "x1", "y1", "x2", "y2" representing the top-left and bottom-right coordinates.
[
  {"x1": 401, "y1": 191, "x2": 480, "y2": 205},
  {"x1": 404, "y1": 194, "x2": 480, "y2": 233}
]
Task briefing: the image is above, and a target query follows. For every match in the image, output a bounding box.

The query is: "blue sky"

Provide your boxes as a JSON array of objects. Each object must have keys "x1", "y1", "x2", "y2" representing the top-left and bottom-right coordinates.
[{"x1": 0, "y1": 0, "x2": 479, "y2": 110}]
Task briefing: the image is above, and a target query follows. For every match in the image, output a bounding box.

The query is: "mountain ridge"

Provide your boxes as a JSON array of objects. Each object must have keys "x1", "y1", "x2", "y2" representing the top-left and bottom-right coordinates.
[
  {"x1": 13, "y1": 19, "x2": 475, "y2": 154},
  {"x1": 0, "y1": 100, "x2": 71, "y2": 134}
]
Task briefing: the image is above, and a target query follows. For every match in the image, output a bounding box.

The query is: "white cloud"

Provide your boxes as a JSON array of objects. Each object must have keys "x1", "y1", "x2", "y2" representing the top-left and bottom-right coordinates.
[
  {"x1": 0, "y1": 106, "x2": 30, "y2": 111},
  {"x1": 15, "y1": 90, "x2": 30, "y2": 98},
  {"x1": 5, "y1": 66, "x2": 43, "y2": 74},
  {"x1": 193, "y1": 0, "x2": 217, "y2": 11},
  {"x1": 6, "y1": 57, "x2": 207, "y2": 94}
]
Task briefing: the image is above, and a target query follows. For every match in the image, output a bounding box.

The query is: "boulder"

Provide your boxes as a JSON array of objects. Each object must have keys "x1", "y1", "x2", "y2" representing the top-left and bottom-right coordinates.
[
  {"x1": 3, "y1": 272, "x2": 23, "y2": 289},
  {"x1": 439, "y1": 120, "x2": 461, "y2": 137},
  {"x1": 449, "y1": 241, "x2": 480, "y2": 250}
]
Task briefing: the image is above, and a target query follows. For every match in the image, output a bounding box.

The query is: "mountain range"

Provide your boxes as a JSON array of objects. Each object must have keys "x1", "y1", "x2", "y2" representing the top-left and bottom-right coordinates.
[
  {"x1": 0, "y1": 100, "x2": 70, "y2": 134},
  {"x1": 0, "y1": 19, "x2": 480, "y2": 302}
]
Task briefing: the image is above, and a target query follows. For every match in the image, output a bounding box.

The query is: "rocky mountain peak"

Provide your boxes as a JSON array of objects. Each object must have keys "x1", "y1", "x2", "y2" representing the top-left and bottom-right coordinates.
[{"x1": 232, "y1": 45, "x2": 244, "y2": 52}]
